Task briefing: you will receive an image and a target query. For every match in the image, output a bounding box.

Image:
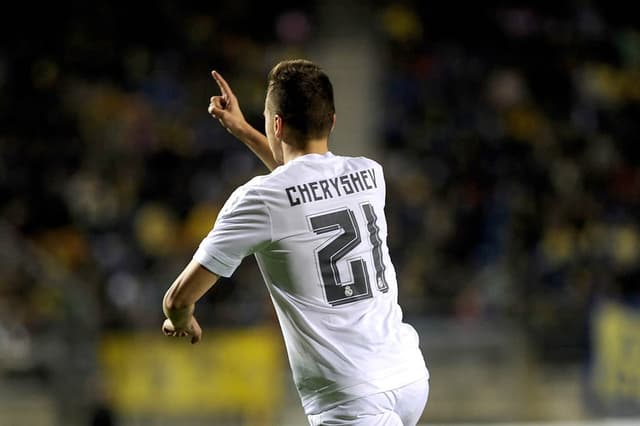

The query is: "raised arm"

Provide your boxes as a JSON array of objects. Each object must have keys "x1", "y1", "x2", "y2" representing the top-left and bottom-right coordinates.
[{"x1": 208, "y1": 71, "x2": 279, "y2": 171}]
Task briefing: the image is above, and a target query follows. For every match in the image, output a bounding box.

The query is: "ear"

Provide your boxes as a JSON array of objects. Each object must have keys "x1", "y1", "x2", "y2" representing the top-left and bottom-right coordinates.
[
  {"x1": 331, "y1": 114, "x2": 336, "y2": 132},
  {"x1": 274, "y1": 114, "x2": 284, "y2": 139}
]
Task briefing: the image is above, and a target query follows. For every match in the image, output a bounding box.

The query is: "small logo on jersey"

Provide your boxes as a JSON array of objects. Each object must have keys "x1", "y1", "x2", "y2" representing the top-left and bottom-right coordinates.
[
  {"x1": 377, "y1": 277, "x2": 385, "y2": 290},
  {"x1": 344, "y1": 286, "x2": 353, "y2": 297}
]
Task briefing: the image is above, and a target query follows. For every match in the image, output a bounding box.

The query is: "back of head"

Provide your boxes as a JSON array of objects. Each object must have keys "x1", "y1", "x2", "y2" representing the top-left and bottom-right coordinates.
[{"x1": 267, "y1": 59, "x2": 335, "y2": 145}]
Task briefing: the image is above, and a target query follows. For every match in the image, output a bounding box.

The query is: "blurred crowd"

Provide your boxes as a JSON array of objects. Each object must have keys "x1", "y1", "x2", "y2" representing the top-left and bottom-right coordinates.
[
  {"x1": 1, "y1": 0, "x2": 639, "y2": 378},
  {"x1": 378, "y1": 2, "x2": 640, "y2": 361}
]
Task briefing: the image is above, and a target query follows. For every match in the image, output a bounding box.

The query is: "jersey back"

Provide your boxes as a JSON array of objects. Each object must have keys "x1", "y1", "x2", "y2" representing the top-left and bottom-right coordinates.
[{"x1": 194, "y1": 152, "x2": 428, "y2": 414}]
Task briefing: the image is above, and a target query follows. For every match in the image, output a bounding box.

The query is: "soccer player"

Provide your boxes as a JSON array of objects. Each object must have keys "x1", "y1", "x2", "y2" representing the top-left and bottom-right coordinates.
[{"x1": 162, "y1": 60, "x2": 429, "y2": 425}]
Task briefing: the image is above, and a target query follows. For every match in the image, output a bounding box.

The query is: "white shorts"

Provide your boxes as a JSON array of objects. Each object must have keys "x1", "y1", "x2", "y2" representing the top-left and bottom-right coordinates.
[{"x1": 307, "y1": 376, "x2": 429, "y2": 426}]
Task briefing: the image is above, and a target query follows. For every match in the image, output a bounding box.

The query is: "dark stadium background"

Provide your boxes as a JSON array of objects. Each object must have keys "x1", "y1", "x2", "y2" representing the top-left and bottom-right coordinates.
[{"x1": 1, "y1": 1, "x2": 639, "y2": 425}]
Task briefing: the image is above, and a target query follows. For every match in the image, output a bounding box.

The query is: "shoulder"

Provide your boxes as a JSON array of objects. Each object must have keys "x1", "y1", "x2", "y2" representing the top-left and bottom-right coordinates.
[
  {"x1": 228, "y1": 175, "x2": 264, "y2": 199},
  {"x1": 234, "y1": 171, "x2": 287, "y2": 194},
  {"x1": 341, "y1": 155, "x2": 386, "y2": 181},
  {"x1": 242, "y1": 170, "x2": 290, "y2": 195},
  {"x1": 358, "y1": 155, "x2": 384, "y2": 170},
  {"x1": 219, "y1": 175, "x2": 269, "y2": 216},
  {"x1": 337, "y1": 154, "x2": 384, "y2": 170}
]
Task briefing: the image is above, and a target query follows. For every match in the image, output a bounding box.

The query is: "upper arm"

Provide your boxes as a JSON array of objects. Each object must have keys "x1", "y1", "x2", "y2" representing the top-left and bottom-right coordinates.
[
  {"x1": 194, "y1": 184, "x2": 272, "y2": 277},
  {"x1": 164, "y1": 259, "x2": 220, "y2": 309}
]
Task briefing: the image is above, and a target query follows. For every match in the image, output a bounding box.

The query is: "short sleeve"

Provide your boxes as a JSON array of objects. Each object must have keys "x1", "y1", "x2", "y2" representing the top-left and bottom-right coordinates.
[{"x1": 193, "y1": 184, "x2": 271, "y2": 277}]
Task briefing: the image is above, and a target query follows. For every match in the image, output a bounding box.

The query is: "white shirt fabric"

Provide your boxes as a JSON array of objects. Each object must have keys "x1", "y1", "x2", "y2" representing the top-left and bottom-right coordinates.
[{"x1": 194, "y1": 152, "x2": 428, "y2": 415}]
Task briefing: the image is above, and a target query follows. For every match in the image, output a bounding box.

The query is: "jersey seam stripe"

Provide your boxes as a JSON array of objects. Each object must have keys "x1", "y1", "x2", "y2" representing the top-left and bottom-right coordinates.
[{"x1": 252, "y1": 185, "x2": 274, "y2": 245}]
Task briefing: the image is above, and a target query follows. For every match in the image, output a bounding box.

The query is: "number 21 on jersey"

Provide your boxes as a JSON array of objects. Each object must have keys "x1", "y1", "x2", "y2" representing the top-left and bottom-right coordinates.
[{"x1": 309, "y1": 202, "x2": 389, "y2": 306}]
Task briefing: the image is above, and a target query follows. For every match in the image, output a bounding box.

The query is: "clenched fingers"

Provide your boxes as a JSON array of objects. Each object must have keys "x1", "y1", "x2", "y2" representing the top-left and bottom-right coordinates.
[
  {"x1": 210, "y1": 95, "x2": 227, "y2": 109},
  {"x1": 162, "y1": 319, "x2": 189, "y2": 338},
  {"x1": 208, "y1": 96, "x2": 227, "y2": 117}
]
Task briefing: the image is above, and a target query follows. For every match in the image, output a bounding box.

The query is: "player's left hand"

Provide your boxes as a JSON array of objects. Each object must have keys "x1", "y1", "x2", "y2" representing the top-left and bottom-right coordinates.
[{"x1": 162, "y1": 316, "x2": 202, "y2": 344}]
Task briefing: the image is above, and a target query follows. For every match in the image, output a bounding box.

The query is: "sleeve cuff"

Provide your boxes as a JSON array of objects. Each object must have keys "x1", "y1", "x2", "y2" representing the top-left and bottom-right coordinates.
[{"x1": 193, "y1": 247, "x2": 239, "y2": 278}]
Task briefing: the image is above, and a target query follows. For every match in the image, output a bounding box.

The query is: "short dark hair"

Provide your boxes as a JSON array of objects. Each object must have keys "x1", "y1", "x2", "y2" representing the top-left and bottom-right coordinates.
[{"x1": 267, "y1": 59, "x2": 335, "y2": 144}]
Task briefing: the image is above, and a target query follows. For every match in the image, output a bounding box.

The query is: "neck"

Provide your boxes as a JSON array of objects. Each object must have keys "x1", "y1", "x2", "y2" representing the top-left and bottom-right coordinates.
[{"x1": 282, "y1": 138, "x2": 329, "y2": 164}]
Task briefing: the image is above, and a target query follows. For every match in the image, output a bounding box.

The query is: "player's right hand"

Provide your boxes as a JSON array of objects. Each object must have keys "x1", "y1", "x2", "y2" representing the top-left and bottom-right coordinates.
[
  {"x1": 162, "y1": 316, "x2": 202, "y2": 344},
  {"x1": 208, "y1": 71, "x2": 247, "y2": 137}
]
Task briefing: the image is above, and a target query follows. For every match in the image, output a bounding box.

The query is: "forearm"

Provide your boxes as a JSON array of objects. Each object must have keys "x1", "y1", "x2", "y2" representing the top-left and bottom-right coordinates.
[
  {"x1": 162, "y1": 260, "x2": 219, "y2": 330},
  {"x1": 236, "y1": 124, "x2": 279, "y2": 171}
]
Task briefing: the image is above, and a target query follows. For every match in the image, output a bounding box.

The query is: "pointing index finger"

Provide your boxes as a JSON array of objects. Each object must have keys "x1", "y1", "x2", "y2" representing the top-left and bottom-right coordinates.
[{"x1": 211, "y1": 70, "x2": 233, "y2": 99}]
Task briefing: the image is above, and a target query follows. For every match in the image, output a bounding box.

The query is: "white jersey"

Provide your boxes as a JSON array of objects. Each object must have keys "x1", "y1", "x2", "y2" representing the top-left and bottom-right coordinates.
[{"x1": 194, "y1": 152, "x2": 428, "y2": 414}]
